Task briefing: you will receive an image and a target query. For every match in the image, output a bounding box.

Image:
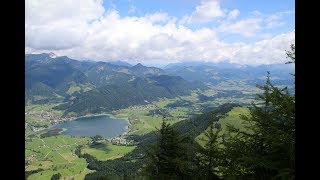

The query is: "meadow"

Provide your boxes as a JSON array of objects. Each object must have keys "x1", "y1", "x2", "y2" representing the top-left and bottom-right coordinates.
[
  {"x1": 82, "y1": 141, "x2": 136, "y2": 161},
  {"x1": 25, "y1": 135, "x2": 93, "y2": 180}
]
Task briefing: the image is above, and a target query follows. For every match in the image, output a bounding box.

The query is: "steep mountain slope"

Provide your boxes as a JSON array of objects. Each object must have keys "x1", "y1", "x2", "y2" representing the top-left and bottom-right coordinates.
[
  {"x1": 26, "y1": 53, "x2": 207, "y2": 112},
  {"x1": 25, "y1": 54, "x2": 93, "y2": 103},
  {"x1": 55, "y1": 75, "x2": 207, "y2": 116},
  {"x1": 25, "y1": 54, "x2": 167, "y2": 103}
]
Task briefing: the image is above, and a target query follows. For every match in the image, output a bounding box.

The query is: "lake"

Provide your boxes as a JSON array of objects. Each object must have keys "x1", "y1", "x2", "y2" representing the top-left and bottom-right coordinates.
[{"x1": 50, "y1": 115, "x2": 129, "y2": 138}]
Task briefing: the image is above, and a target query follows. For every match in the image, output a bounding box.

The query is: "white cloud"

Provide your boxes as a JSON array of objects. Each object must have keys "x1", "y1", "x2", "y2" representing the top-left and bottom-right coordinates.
[
  {"x1": 26, "y1": 23, "x2": 88, "y2": 50},
  {"x1": 26, "y1": 0, "x2": 295, "y2": 65},
  {"x1": 26, "y1": 0, "x2": 104, "y2": 24},
  {"x1": 264, "y1": 11, "x2": 294, "y2": 29},
  {"x1": 227, "y1": 9, "x2": 240, "y2": 20},
  {"x1": 231, "y1": 31, "x2": 295, "y2": 64},
  {"x1": 180, "y1": 0, "x2": 224, "y2": 24},
  {"x1": 216, "y1": 10, "x2": 293, "y2": 37},
  {"x1": 143, "y1": 12, "x2": 173, "y2": 23},
  {"x1": 217, "y1": 18, "x2": 262, "y2": 37},
  {"x1": 265, "y1": 15, "x2": 284, "y2": 29},
  {"x1": 26, "y1": 0, "x2": 104, "y2": 50}
]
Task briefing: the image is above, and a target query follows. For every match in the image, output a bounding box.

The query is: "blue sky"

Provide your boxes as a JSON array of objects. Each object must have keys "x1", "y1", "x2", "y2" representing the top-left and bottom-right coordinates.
[
  {"x1": 104, "y1": 0, "x2": 294, "y2": 43},
  {"x1": 105, "y1": 0, "x2": 294, "y2": 21},
  {"x1": 26, "y1": 0, "x2": 295, "y2": 65}
]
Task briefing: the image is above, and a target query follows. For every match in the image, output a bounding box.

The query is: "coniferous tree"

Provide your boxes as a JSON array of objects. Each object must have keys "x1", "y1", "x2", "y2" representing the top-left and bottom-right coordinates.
[
  {"x1": 143, "y1": 120, "x2": 193, "y2": 178},
  {"x1": 195, "y1": 122, "x2": 222, "y2": 179},
  {"x1": 51, "y1": 173, "x2": 61, "y2": 180},
  {"x1": 285, "y1": 44, "x2": 295, "y2": 64},
  {"x1": 222, "y1": 44, "x2": 295, "y2": 179}
]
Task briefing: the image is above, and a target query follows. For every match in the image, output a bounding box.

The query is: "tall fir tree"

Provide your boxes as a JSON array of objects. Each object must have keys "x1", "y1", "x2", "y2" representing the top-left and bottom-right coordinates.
[
  {"x1": 143, "y1": 120, "x2": 193, "y2": 179},
  {"x1": 221, "y1": 44, "x2": 295, "y2": 179},
  {"x1": 195, "y1": 122, "x2": 222, "y2": 179}
]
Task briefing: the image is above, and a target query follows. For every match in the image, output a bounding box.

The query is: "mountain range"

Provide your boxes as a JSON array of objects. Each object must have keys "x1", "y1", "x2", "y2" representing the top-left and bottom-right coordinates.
[
  {"x1": 25, "y1": 53, "x2": 206, "y2": 115},
  {"x1": 25, "y1": 53, "x2": 294, "y2": 116}
]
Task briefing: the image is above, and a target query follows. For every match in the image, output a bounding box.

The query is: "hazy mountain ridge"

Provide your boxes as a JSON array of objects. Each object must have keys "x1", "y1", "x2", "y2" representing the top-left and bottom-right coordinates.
[
  {"x1": 25, "y1": 53, "x2": 294, "y2": 114},
  {"x1": 164, "y1": 61, "x2": 295, "y2": 84}
]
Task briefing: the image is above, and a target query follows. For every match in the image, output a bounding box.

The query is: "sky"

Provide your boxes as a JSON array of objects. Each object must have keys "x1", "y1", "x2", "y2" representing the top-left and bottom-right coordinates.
[{"x1": 25, "y1": 0, "x2": 295, "y2": 66}]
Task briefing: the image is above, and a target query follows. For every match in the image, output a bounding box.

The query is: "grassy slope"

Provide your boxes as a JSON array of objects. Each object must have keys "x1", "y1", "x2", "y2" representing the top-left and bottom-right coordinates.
[
  {"x1": 82, "y1": 141, "x2": 136, "y2": 161},
  {"x1": 113, "y1": 96, "x2": 196, "y2": 135},
  {"x1": 195, "y1": 107, "x2": 250, "y2": 147}
]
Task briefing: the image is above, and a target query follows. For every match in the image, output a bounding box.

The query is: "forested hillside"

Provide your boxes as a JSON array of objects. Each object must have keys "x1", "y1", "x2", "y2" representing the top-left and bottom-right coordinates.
[
  {"x1": 25, "y1": 53, "x2": 206, "y2": 115},
  {"x1": 55, "y1": 75, "x2": 206, "y2": 116}
]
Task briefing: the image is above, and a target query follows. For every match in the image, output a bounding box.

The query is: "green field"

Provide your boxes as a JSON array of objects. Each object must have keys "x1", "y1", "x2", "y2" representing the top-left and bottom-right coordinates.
[
  {"x1": 113, "y1": 97, "x2": 191, "y2": 135},
  {"x1": 25, "y1": 135, "x2": 93, "y2": 180},
  {"x1": 82, "y1": 141, "x2": 136, "y2": 161},
  {"x1": 66, "y1": 82, "x2": 95, "y2": 95}
]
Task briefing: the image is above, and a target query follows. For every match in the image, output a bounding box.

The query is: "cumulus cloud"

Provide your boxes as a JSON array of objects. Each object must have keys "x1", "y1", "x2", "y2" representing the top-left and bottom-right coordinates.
[
  {"x1": 26, "y1": 0, "x2": 104, "y2": 24},
  {"x1": 231, "y1": 31, "x2": 295, "y2": 64},
  {"x1": 180, "y1": 0, "x2": 225, "y2": 24},
  {"x1": 265, "y1": 15, "x2": 284, "y2": 29},
  {"x1": 25, "y1": 0, "x2": 295, "y2": 65},
  {"x1": 216, "y1": 10, "x2": 291, "y2": 37},
  {"x1": 26, "y1": 0, "x2": 104, "y2": 50},
  {"x1": 264, "y1": 11, "x2": 294, "y2": 29},
  {"x1": 217, "y1": 18, "x2": 263, "y2": 37},
  {"x1": 227, "y1": 9, "x2": 240, "y2": 20}
]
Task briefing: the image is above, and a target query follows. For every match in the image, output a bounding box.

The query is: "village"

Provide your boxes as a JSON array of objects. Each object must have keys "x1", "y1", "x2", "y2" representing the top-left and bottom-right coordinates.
[
  {"x1": 109, "y1": 136, "x2": 134, "y2": 146},
  {"x1": 25, "y1": 110, "x2": 70, "y2": 124}
]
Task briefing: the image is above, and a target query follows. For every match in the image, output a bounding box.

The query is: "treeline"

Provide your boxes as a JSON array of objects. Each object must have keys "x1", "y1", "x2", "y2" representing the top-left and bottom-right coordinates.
[
  {"x1": 75, "y1": 145, "x2": 143, "y2": 179},
  {"x1": 40, "y1": 128, "x2": 63, "y2": 138},
  {"x1": 25, "y1": 169, "x2": 44, "y2": 179},
  {"x1": 197, "y1": 90, "x2": 246, "y2": 102},
  {"x1": 164, "y1": 99, "x2": 192, "y2": 108}
]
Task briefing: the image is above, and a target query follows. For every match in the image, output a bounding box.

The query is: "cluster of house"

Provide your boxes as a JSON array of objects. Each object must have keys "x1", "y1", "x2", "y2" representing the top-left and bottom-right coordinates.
[
  {"x1": 48, "y1": 117, "x2": 67, "y2": 123},
  {"x1": 26, "y1": 154, "x2": 37, "y2": 164},
  {"x1": 32, "y1": 127, "x2": 46, "y2": 132},
  {"x1": 110, "y1": 136, "x2": 134, "y2": 146},
  {"x1": 127, "y1": 104, "x2": 155, "y2": 111},
  {"x1": 52, "y1": 144, "x2": 71, "y2": 150},
  {"x1": 39, "y1": 113, "x2": 69, "y2": 123}
]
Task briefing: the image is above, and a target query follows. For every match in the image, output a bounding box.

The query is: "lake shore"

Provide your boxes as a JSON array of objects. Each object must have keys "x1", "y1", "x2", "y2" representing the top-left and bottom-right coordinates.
[{"x1": 50, "y1": 113, "x2": 130, "y2": 139}]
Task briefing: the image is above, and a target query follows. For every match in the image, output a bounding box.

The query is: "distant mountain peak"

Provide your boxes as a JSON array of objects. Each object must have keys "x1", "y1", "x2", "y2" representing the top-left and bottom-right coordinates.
[
  {"x1": 131, "y1": 63, "x2": 147, "y2": 70},
  {"x1": 134, "y1": 63, "x2": 144, "y2": 67},
  {"x1": 48, "y1": 52, "x2": 57, "y2": 58}
]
